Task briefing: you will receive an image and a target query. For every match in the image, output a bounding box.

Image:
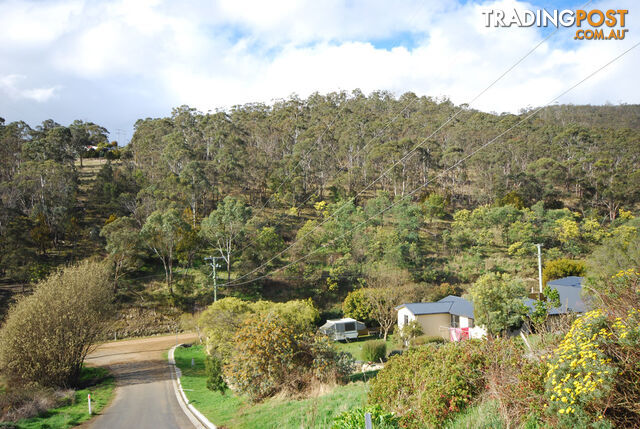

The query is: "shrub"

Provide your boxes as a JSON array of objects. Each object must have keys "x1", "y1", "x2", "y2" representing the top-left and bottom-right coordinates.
[
  {"x1": 425, "y1": 282, "x2": 463, "y2": 302},
  {"x1": 331, "y1": 404, "x2": 399, "y2": 429},
  {"x1": 252, "y1": 298, "x2": 320, "y2": 333},
  {"x1": 0, "y1": 261, "x2": 113, "y2": 387},
  {"x1": 342, "y1": 289, "x2": 373, "y2": 324},
  {"x1": 398, "y1": 321, "x2": 423, "y2": 347},
  {"x1": 482, "y1": 337, "x2": 547, "y2": 427},
  {"x1": 198, "y1": 297, "x2": 320, "y2": 363},
  {"x1": 410, "y1": 335, "x2": 445, "y2": 347},
  {"x1": 0, "y1": 383, "x2": 76, "y2": 422},
  {"x1": 205, "y1": 355, "x2": 227, "y2": 395},
  {"x1": 198, "y1": 297, "x2": 254, "y2": 362},
  {"x1": 369, "y1": 341, "x2": 486, "y2": 428},
  {"x1": 542, "y1": 258, "x2": 586, "y2": 286},
  {"x1": 423, "y1": 192, "x2": 448, "y2": 221},
  {"x1": 362, "y1": 340, "x2": 386, "y2": 362},
  {"x1": 468, "y1": 272, "x2": 528, "y2": 336},
  {"x1": 543, "y1": 307, "x2": 640, "y2": 428},
  {"x1": 224, "y1": 314, "x2": 350, "y2": 402}
]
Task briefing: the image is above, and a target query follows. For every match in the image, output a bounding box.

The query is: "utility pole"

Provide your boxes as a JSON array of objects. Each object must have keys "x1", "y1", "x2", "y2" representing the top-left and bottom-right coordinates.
[
  {"x1": 536, "y1": 243, "x2": 543, "y2": 295},
  {"x1": 204, "y1": 256, "x2": 224, "y2": 302}
]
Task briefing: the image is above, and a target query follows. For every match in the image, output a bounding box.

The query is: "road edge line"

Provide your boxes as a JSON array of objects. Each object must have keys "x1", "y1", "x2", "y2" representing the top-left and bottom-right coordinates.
[{"x1": 168, "y1": 344, "x2": 217, "y2": 429}]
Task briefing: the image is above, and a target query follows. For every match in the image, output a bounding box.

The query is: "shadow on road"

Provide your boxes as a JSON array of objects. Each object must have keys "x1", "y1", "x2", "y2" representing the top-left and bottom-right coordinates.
[
  {"x1": 107, "y1": 360, "x2": 172, "y2": 387},
  {"x1": 85, "y1": 348, "x2": 171, "y2": 361}
]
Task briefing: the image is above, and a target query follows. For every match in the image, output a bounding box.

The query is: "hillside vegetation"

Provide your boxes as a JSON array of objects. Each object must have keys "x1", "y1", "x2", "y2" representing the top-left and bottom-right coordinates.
[
  {"x1": 1, "y1": 93, "x2": 638, "y2": 322},
  {"x1": 1, "y1": 92, "x2": 639, "y2": 428}
]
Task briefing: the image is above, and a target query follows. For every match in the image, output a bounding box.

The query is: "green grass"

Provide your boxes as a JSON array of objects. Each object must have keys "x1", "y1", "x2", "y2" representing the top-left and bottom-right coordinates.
[
  {"x1": 332, "y1": 335, "x2": 401, "y2": 361},
  {"x1": 444, "y1": 399, "x2": 504, "y2": 429},
  {"x1": 175, "y1": 345, "x2": 368, "y2": 429},
  {"x1": 14, "y1": 367, "x2": 115, "y2": 429}
]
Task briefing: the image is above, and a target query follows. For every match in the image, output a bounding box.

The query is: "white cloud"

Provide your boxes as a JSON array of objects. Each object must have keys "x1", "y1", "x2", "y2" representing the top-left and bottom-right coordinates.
[
  {"x1": 0, "y1": 0, "x2": 637, "y2": 134},
  {"x1": 0, "y1": 0, "x2": 83, "y2": 47},
  {"x1": 0, "y1": 75, "x2": 59, "y2": 102}
]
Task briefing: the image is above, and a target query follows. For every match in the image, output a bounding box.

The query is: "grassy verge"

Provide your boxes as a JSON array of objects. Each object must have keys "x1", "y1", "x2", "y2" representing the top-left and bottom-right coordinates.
[
  {"x1": 174, "y1": 345, "x2": 368, "y2": 428},
  {"x1": 332, "y1": 335, "x2": 401, "y2": 361},
  {"x1": 444, "y1": 399, "x2": 504, "y2": 429},
  {"x1": 13, "y1": 367, "x2": 115, "y2": 429}
]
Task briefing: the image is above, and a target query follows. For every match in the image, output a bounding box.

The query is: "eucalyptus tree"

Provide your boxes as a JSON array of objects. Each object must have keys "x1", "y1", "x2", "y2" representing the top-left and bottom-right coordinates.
[
  {"x1": 141, "y1": 208, "x2": 189, "y2": 294},
  {"x1": 200, "y1": 196, "x2": 252, "y2": 282}
]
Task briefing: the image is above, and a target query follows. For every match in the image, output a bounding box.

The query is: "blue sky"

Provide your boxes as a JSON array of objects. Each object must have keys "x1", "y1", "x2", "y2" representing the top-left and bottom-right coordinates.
[{"x1": 0, "y1": 0, "x2": 637, "y2": 143}]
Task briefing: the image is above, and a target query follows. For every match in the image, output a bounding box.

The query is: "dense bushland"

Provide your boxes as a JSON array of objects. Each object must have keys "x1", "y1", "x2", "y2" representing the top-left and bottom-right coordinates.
[{"x1": 1, "y1": 98, "x2": 639, "y2": 321}]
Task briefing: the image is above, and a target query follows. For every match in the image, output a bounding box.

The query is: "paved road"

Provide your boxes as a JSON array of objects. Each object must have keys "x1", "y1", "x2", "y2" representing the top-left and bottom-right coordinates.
[{"x1": 85, "y1": 333, "x2": 199, "y2": 429}]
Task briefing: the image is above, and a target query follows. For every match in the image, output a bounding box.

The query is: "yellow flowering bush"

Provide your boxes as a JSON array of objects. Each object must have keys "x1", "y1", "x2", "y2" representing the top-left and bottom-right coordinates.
[{"x1": 544, "y1": 303, "x2": 640, "y2": 427}]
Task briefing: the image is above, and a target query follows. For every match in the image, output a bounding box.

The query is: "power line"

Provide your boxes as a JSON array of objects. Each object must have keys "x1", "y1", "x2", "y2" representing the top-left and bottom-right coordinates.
[
  {"x1": 225, "y1": 40, "x2": 640, "y2": 288},
  {"x1": 230, "y1": 0, "x2": 597, "y2": 275},
  {"x1": 227, "y1": 27, "x2": 569, "y2": 286},
  {"x1": 233, "y1": 92, "x2": 425, "y2": 257},
  {"x1": 226, "y1": 1, "x2": 438, "y2": 257}
]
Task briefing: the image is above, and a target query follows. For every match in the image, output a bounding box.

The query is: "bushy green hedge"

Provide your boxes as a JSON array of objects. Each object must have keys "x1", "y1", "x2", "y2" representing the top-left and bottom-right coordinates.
[
  {"x1": 369, "y1": 341, "x2": 486, "y2": 428},
  {"x1": 204, "y1": 354, "x2": 226, "y2": 395},
  {"x1": 361, "y1": 340, "x2": 386, "y2": 362}
]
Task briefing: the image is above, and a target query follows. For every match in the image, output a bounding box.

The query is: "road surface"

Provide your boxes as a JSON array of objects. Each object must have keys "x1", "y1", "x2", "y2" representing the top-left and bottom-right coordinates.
[{"x1": 85, "y1": 333, "x2": 199, "y2": 429}]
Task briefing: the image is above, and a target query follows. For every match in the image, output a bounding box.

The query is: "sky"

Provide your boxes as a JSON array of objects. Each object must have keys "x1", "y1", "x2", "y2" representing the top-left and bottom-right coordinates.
[{"x1": 0, "y1": 0, "x2": 637, "y2": 143}]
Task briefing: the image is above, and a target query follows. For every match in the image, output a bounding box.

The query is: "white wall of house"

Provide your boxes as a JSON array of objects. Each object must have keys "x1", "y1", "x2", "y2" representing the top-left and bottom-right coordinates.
[
  {"x1": 397, "y1": 307, "x2": 416, "y2": 329},
  {"x1": 459, "y1": 316, "x2": 473, "y2": 328},
  {"x1": 398, "y1": 308, "x2": 487, "y2": 340}
]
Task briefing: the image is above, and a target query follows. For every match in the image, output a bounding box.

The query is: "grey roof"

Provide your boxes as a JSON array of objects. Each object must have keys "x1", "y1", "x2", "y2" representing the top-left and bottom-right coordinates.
[
  {"x1": 398, "y1": 276, "x2": 588, "y2": 322},
  {"x1": 524, "y1": 276, "x2": 588, "y2": 315},
  {"x1": 397, "y1": 295, "x2": 474, "y2": 319},
  {"x1": 547, "y1": 276, "x2": 584, "y2": 288},
  {"x1": 438, "y1": 295, "x2": 475, "y2": 319}
]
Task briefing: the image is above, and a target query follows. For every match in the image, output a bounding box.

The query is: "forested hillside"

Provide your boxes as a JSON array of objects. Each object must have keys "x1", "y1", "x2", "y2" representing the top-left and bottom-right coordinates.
[{"x1": 1, "y1": 91, "x2": 639, "y2": 322}]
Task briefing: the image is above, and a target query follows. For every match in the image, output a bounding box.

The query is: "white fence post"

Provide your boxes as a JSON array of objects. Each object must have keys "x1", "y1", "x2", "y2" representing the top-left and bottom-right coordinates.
[
  {"x1": 88, "y1": 393, "x2": 92, "y2": 415},
  {"x1": 364, "y1": 412, "x2": 372, "y2": 429}
]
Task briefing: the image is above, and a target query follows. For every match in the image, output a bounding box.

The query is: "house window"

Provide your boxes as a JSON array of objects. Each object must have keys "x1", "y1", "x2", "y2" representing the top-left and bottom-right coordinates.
[
  {"x1": 468, "y1": 318, "x2": 474, "y2": 328},
  {"x1": 450, "y1": 314, "x2": 459, "y2": 328},
  {"x1": 403, "y1": 315, "x2": 409, "y2": 326}
]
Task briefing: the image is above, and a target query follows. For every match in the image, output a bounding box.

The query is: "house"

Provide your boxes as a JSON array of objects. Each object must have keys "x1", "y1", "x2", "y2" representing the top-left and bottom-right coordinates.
[
  {"x1": 396, "y1": 296, "x2": 486, "y2": 341},
  {"x1": 318, "y1": 318, "x2": 366, "y2": 341},
  {"x1": 524, "y1": 276, "x2": 588, "y2": 315},
  {"x1": 396, "y1": 277, "x2": 589, "y2": 343}
]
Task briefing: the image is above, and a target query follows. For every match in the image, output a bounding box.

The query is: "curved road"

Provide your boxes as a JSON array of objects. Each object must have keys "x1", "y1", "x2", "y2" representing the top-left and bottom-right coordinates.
[{"x1": 85, "y1": 333, "x2": 199, "y2": 429}]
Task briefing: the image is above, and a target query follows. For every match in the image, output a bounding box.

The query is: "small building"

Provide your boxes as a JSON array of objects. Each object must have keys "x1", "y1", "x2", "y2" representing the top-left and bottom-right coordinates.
[
  {"x1": 318, "y1": 318, "x2": 366, "y2": 341},
  {"x1": 396, "y1": 296, "x2": 486, "y2": 341}
]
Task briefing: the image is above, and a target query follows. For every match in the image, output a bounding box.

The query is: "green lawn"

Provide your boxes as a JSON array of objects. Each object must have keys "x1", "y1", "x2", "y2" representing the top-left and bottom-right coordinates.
[
  {"x1": 14, "y1": 367, "x2": 115, "y2": 429},
  {"x1": 332, "y1": 335, "x2": 401, "y2": 361},
  {"x1": 174, "y1": 345, "x2": 368, "y2": 428}
]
